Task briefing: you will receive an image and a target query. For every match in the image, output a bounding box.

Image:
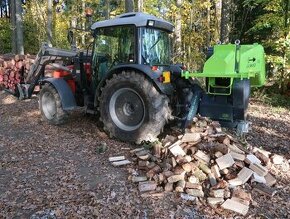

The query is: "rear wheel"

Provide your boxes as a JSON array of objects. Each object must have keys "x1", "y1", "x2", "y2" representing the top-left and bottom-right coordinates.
[
  {"x1": 39, "y1": 83, "x2": 68, "y2": 125},
  {"x1": 99, "y1": 71, "x2": 171, "y2": 143}
]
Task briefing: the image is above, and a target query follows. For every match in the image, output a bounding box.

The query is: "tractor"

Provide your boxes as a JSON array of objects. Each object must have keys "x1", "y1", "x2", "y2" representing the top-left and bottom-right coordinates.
[{"x1": 15, "y1": 12, "x2": 266, "y2": 143}]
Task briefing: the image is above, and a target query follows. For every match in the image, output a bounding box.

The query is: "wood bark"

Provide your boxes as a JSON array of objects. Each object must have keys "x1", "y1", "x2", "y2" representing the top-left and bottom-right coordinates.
[
  {"x1": 10, "y1": 0, "x2": 17, "y2": 54},
  {"x1": 220, "y1": 0, "x2": 231, "y2": 43},
  {"x1": 137, "y1": 0, "x2": 143, "y2": 12},
  {"x1": 104, "y1": 0, "x2": 110, "y2": 19},
  {"x1": 15, "y1": 0, "x2": 24, "y2": 55},
  {"x1": 47, "y1": 0, "x2": 53, "y2": 46},
  {"x1": 174, "y1": 0, "x2": 183, "y2": 57},
  {"x1": 125, "y1": 0, "x2": 134, "y2": 13},
  {"x1": 0, "y1": 55, "x2": 35, "y2": 92}
]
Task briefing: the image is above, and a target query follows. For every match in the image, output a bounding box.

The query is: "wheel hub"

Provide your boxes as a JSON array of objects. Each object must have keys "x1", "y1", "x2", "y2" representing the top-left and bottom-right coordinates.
[
  {"x1": 42, "y1": 92, "x2": 56, "y2": 120},
  {"x1": 109, "y1": 88, "x2": 145, "y2": 131}
]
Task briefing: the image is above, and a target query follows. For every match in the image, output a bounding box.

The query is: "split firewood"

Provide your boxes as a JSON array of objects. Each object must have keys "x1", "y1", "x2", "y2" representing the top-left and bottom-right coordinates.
[
  {"x1": 111, "y1": 159, "x2": 131, "y2": 166},
  {"x1": 207, "y1": 197, "x2": 224, "y2": 206},
  {"x1": 180, "y1": 193, "x2": 196, "y2": 201},
  {"x1": 230, "y1": 151, "x2": 246, "y2": 161},
  {"x1": 164, "y1": 182, "x2": 174, "y2": 192},
  {"x1": 252, "y1": 183, "x2": 277, "y2": 197},
  {"x1": 221, "y1": 198, "x2": 249, "y2": 215},
  {"x1": 254, "y1": 151, "x2": 271, "y2": 167},
  {"x1": 163, "y1": 170, "x2": 174, "y2": 178},
  {"x1": 249, "y1": 163, "x2": 268, "y2": 177},
  {"x1": 146, "y1": 165, "x2": 161, "y2": 178},
  {"x1": 188, "y1": 175, "x2": 199, "y2": 184},
  {"x1": 175, "y1": 155, "x2": 189, "y2": 164},
  {"x1": 264, "y1": 173, "x2": 276, "y2": 186},
  {"x1": 173, "y1": 166, "x2": 186, "y2": 175},
  {"x1": 175, "y1": 180, "x2": 186, "y2": 193},
  {"x1": 216, "y1": 153, "x2": 235, "y2": 170},
  {"x1": 232, "y1": 188, "x2": 252, "y2": 203},
  {"x1": 169, "y1": 140, "x2": 186, "y2": 156},
  {"x1": 199, "y1": 163, "x2": 211, "y2": 174},
  {"x1": 167, "y1": 174, "x2": 184, "y2": 183},
  {"x1": 194, "y1": 150, "x2": 210, "y2": 163},
  {"x1": 138, "y1": 181, "x2": 157, "y2": 192},
  {"x1": 271, "y1": 154, "x2": 284, "y2": 165},
  {"x1": 192, "y1": 168, "x2": 207, "y2": 181},
  {"x1": 131, "y1": 176, "x2": 148, "y2": 182},
  {"x1": 210, "y1": 189, "x2": 225, "y2": 198},
  {"x1": 245, "y1": 154, "x2": 261, "y2": 165},
  {"x1": 211, "y1": 165, "x2": 221, "y2": 178},
  {"x1": 153, "y1": 142, "x2": 162, "y2": 158},
  {"x1": 208, "y1": 173, "x2": 217, "y2": 186},
  {"x1": 181, "y1": 133, "x2": 201, "y2": 143},
  {"x1": 140, "y1": 192, "x2": 164, "y2": 198},
  {"x1": 182, "y1": 163, "x2": 192, "y2": 172},
  {"x1": 185, "y1": 188, "x2": 204, "y2": 197},
  {"x1": 109, "y1": 156, "x2": 126, "y2": 162},
  {"x1": 185, "y1": 182, "x2": 202, "y2": 190}
]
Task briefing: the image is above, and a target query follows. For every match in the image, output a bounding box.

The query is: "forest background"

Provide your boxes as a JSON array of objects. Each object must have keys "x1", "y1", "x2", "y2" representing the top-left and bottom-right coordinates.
[{"x1": 0, "y1": 0, "x2": 289, "y2": 97}]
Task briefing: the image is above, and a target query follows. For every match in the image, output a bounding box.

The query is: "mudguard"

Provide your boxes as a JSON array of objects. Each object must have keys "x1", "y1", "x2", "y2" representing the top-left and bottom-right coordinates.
[{"x1": 41, "y1": 78, "x2": 77, "y2": 110}]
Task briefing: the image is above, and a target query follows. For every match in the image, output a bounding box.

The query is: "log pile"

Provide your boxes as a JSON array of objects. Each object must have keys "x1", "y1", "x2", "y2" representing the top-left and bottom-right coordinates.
[
  {"x1": 0, "y1": 55, "x2": 35, "y2": 92},
  {"x1": 118, "y1": 117, "x2": 279, "y2": 216}
]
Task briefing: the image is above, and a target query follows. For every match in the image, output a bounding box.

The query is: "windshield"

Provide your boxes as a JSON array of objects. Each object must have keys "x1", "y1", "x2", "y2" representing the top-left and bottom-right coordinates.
[{"x1": 141, "y1": 28, "x2": 171, "y2": 65}]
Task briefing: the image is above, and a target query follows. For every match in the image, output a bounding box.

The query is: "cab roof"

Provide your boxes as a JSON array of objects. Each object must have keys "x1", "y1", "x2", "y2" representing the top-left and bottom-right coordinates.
[{"x1": 91, "y1": 12, "x2": 174, "y2": 32}]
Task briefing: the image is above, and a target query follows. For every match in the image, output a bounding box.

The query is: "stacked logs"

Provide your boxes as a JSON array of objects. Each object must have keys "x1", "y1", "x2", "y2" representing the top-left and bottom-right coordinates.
[{"x1": 0, "y1": 54, "x2": 35, "y2": 92}]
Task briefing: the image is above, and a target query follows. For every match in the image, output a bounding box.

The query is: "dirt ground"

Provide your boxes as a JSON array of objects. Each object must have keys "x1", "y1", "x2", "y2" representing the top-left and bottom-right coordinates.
[{"x1": 0, "y1": 91, "x2": 289, "y2": 219}]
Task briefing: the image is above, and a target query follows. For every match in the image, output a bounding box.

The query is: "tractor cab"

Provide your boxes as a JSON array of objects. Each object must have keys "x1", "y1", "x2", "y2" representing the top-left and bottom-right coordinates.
[{"x1": 90, "y1": 13, "x2": 174, "y2": 83}]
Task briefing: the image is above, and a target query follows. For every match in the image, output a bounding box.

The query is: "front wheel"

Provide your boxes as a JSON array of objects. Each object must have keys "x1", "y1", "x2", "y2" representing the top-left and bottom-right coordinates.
[
  {"x1": 39, "y1": 83, "x2": 68, "y2": 125},
  {"x1": 99, "y1": 71, "x2": 171, "y2": 143}
]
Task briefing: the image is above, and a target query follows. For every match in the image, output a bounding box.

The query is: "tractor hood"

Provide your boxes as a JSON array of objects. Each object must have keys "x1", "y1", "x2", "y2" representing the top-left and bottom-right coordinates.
[{"x1": 91, "y1": 12, "x2": 174, "y2": 33}]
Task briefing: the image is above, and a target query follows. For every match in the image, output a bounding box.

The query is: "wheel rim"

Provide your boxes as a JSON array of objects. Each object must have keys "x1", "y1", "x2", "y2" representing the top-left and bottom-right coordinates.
[
  {"x1": 42, "y1": 91, "x2": 57, "y2": 120},
  {"x1": 109, "y1": 88, "x2": 145, "y2": 131}
]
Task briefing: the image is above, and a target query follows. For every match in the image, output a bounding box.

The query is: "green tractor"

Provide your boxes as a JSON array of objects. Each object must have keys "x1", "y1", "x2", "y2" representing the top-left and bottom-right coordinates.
[{"x1": 16, "y1": 12, "x2": 266, "y2": 143}]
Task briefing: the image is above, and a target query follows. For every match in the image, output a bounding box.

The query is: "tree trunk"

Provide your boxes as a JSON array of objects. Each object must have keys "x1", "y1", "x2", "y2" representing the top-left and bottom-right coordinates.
[
  {"x1": 174, "y1": 0, "x2": 183, "y2": 57},
  {"x1": 125, "y1": 0, "x2": 134, "y2": 13},
  {"x1": 10, "y1": 0, "x2": 17, "y2": 54},
  {"x1": 15, "y1": 0, "x2": 24, "y2": 54},
  {"x1": 104, "y1": 0, "x2": 110, "y2": 19},
  {"x1": 137, "y1": 0, "x2": 143, "y2": 12},
  {"x1": 280, "y1": 0, "x2": 289, "y2": 93},
  {"x1": 220, "y1": 0, "x2": 231, "y2": 43},
  {"x1": 47, "y1": 0, "x2": 53, "y2": 46}
]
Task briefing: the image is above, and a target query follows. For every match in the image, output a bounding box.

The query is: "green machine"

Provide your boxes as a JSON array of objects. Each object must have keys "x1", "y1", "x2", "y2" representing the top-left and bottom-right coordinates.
[{"x1": 181, "y1": 42, "x2": 266, "y2": 131}]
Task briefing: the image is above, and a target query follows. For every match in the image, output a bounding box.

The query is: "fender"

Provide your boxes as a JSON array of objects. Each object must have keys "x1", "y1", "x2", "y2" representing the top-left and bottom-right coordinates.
[
  {"x1": 94, "y1": 64, "x2": 174, "y2": 107},
  {"x1": 41, "y1": 78, "x2": 77, "y2": 110}
]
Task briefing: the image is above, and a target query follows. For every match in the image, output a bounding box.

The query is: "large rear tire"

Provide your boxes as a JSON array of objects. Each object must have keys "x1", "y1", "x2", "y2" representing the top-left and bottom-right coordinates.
[
  {"x1": 39, "y1": 83, "x2": 68, "y2": 125},
  {"x1": 99, "y1": 71, "x2": 171, "y2": 143}
]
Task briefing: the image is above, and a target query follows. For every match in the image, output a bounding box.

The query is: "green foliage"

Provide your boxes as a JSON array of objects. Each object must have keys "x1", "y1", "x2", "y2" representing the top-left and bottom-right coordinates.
[
  {"x1": 252, "y1": 85, "x2": 290, "y2": 109},
  {"x1": 233, "y1": 0, "x2": 290, "y2": 93},
  {"x1": 0, "y1": 19, "x2": 12, "y2": 53}
]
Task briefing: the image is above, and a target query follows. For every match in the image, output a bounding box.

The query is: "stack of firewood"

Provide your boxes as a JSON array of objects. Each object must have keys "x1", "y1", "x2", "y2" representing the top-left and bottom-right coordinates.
[
  {"x1": 0, "y1": 55, "x2": 35, "y2": 92},
  {"x1": 110, "y1": 117, "x2": 280, "y2": 216}
]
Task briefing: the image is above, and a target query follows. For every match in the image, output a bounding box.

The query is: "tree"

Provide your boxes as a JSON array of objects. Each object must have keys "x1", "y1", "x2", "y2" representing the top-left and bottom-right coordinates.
[
  {"x1": 47, "y1": 0, "x2": 53, "y2": 46},
  {"x1": 137, "y1": 0, "x2": 143, "y2": 12},
  {"x1": 10, "y1": 0, "x2": 16, "y2": 54},
  {"x1": 220, "y1": 0, "x2": 231, "y2": 43},
  {"x1": 174, "y1": 0, "x2": 183, "y2": 57},
  {"x1": 13, "y1": 0, "x2": 24, "y2": 55},
  {"x1": 125, "y1": 0, "x2": 134, "y2": 12},
  {"x1": 232, "y1": 0, "x2": 289, "y2": 93}
]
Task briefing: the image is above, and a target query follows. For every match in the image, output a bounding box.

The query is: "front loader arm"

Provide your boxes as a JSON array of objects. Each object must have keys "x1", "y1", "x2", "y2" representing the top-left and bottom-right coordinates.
[{"x1": 18, "y1": 43, "x2": 78, "y2": 99}]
